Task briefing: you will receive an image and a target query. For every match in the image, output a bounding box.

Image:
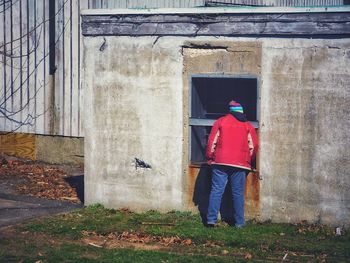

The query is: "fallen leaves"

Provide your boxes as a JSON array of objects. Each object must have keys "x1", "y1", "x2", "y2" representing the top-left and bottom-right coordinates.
[
  {"x1": 0, "y1": 158, "x2": 81, "y2": 203},
  {"x1": 221, "y1": 249, "x2": 229, "y2": 255},
  {"x1": 80, "y1": 231, "x2": 258, "y2": 259},
  {"x1": 182, "y1": 238, "x2": 192, "y2": 245},
  {"x1": 204, "y1": 240, "x2": 223, "y2": 248},
  {"x1": 259, "y1": 243, "x2": 269, "y2": 252},
  {"x1": 295, "y1": 220, "x2": 333, "y2": 235},
  {"x1": 244, "y1": 252, "x2": 253, "y2": 259},
  {"x1": 81, "y1": 230, "x2": 193, "y2": 248}
]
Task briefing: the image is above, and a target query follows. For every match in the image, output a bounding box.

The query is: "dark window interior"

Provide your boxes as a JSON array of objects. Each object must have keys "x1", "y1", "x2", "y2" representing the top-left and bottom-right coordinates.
[
  {"x1": 190, "y1": 76, "x2": 258, "y2": 164},
  {"x1": 191, "y1": 125, "x2": 213, "y2": 165},
  {"x1": 191, "y1": 77, "x2": 257, "y2": 121}
]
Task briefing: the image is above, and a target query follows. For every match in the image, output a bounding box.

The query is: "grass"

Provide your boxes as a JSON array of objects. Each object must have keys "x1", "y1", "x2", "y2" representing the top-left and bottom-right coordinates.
[{"x1": 0, "y1": 204, "x2": 349, "y2": 262}]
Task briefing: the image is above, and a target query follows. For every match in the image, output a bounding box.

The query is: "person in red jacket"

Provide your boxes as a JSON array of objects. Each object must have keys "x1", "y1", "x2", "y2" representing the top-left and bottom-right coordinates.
[{"x1": 206, "y1": 100, "x2": 258, "y2": 228}]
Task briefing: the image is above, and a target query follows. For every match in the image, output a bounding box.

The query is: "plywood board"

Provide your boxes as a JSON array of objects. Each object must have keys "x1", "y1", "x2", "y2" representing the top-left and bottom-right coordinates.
[{"x1": 0, "y1": 132, "x2": 36, "y2": 160}]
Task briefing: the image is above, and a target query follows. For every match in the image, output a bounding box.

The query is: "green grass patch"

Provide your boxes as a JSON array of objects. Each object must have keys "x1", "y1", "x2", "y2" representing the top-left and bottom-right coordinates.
[
  {"x1": 0, "y1": 237, "x2": 240, "y2": 263},
  {"x1": 6, "y1": 204, "x2": 348, "y2": 262}
]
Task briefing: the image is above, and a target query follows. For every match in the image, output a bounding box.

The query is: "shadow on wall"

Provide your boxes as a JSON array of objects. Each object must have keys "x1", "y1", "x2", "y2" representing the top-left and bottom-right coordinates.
[{"x1": 192, "y1": 165, "x2": 234, "y2": 226}]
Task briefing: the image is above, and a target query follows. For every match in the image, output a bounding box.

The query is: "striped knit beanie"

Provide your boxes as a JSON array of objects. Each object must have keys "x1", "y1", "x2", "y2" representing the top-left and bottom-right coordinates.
[{"x1": 229, "y1": 100, "x2": 244, "y2": 113}]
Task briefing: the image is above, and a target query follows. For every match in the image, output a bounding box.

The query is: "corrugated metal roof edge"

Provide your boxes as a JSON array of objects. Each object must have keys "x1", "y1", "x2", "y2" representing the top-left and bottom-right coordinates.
[{"x1": 81, "y1": 6, "x2": 350, "y2": 15}]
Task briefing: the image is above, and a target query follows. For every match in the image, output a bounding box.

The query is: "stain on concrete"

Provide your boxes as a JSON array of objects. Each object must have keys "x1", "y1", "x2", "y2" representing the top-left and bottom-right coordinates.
[
  {"x1": 187, "y1": 165, "x2": 199, "y2": 208},
  {"x1": 245, "y1": 172, "x2": 260, "y2": 218},
  {"x1": 182, "y1": 40, "x2": 262, "y2": 219}
]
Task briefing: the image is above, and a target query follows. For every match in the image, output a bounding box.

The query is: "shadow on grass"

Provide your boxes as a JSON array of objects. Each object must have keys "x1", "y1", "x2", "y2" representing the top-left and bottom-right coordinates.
[{"x1": 192, "y1": 164, "x2": 235, "y2": 226}]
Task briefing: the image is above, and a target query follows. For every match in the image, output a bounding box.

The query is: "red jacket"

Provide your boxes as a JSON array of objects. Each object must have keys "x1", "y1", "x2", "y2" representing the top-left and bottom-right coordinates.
[{"x1": 206, "y1": 114, "x2": 258, "y2": 170}]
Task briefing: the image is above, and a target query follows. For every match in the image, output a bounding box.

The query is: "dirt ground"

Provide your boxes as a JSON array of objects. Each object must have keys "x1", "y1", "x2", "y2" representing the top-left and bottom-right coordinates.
[{"x1": 0, "y1": 154, "x2": 84, "y2": 227}]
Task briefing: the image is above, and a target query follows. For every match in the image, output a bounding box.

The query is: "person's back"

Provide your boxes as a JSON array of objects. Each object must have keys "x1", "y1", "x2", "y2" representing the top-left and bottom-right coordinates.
[
  {"x1": 206, "y1": 111, "x2": 258, "y2": 171},
  {"x1": 205, "y1": 100, "x2": 258, "y2": 228}
]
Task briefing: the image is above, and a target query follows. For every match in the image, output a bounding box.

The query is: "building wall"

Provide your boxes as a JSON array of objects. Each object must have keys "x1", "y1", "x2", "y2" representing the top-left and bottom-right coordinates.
[
  {"x1": 87, "y1": 0, "x2": 205, "y2": 8},
  {"x1": 0, "y1": 0, "x2": 86, "y2": 137},
  {"x1": 0, "y1": 0, "x2": 206, "y2": 137},
  {"x1": 0, "y1": 1, "x2": 346, "y2": 163},
  {"x1": 182, "y1": 41, "x2": 262, "y2": 218},
  {"x1": 86, "y1": 0, "x2": 344, "y2": 8},
  {"x1": 260, "y1": 39, "x2": 350, "y2": 225},
  {"x1": 83, "y1": 34, "x2": 350, "y2": 226},
  {"x1": 204, "y1": 0, "x2": 344, "y2": 6},
  {"x1": 83, "y1": 36, "x2": 185, "y2": 211}
]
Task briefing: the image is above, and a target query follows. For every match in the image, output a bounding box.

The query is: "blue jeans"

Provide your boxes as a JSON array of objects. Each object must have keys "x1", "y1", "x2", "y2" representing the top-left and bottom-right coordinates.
[{"x1": 207, "y1": 165, "x2": 246, "y2": 226}]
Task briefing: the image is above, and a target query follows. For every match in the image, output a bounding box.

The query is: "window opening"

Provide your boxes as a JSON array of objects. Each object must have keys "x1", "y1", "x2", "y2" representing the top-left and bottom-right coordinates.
[{"x1": 189, "y1": 75, "x2": 258, "y2": 165}]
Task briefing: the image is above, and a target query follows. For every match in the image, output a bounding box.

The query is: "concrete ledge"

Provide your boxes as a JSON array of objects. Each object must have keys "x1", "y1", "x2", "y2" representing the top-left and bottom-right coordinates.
[{"x1": 36, "y1": 135, "x2": 84, "y2": 165}]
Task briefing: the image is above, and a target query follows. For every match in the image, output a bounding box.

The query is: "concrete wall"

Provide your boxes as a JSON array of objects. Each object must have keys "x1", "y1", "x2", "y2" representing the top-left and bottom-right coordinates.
[
  {"x1": 260, "y1": 39, "x2": 350, "y2": 226},
  {"x1": 83, "y1": 36, "x2": 350, "y2": 226},
  {"x1": 36, "y1": 135, "x2": 84, "y2": 165},
  {"x1": 182, "y1": 41, "x2": 262, "y2": 218},
  {"x1": 83, "y1": 37, "x2": 185, "y2": 211}
]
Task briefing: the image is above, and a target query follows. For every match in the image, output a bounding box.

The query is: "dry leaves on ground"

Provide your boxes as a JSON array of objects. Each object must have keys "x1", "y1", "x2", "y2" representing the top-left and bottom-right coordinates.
[
  {"x1": 81, "y1": 230, "x2": 193, "y2": 248},
  {"x1": 294, "y1": 220, "x2": 334, "y2": 235},
  {"x1": 0, "y1": 158, "x2": 80, "y2": 203},
  {"x1": 244, "y1": 252, "x2": 253, "y2": 259}
]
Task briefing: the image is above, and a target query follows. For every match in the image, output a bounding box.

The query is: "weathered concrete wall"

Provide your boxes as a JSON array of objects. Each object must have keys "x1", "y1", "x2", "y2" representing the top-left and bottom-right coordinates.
[
  {"x1": 83, "y1": 35, "x2": 350, "y2": 226},
  {"x1": 260, "y1": 39, "x2": 350, "y2": 226},
  {"x1": 36, "y1": 135, "x2": 84, "y2": 165},
  {"x1": 182, "y1": 41, "x2": 262, "y2": 219},
  {"x1": 83, "y1": 37, "x2": 185, "y2": 211}
]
